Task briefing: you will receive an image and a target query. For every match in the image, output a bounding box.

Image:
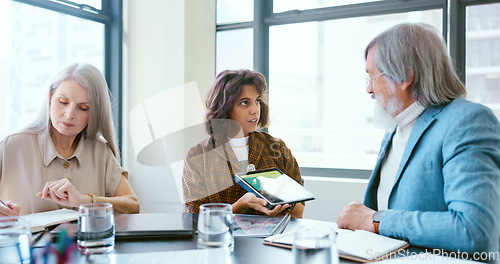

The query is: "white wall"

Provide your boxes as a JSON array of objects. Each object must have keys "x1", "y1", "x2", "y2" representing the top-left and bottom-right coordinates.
[
  {"x1": 302, "y1": 177, "x2": 368, "y2": 221},
  {"x1": 123, "y1": 0, "x2": 216, "y2": 213},
  {"x1": 122, "y1": 0, "x2": 369, "y2": 220}
]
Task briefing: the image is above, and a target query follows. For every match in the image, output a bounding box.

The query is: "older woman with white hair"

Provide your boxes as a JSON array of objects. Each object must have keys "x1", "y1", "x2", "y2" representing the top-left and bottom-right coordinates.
[{"x1": 0, "y1": 62, "x2": 140, "y2": 216}]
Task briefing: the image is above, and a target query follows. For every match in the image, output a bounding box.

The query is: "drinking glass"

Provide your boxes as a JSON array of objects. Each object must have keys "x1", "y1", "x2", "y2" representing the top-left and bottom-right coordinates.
[
  {"x1": 293, "y1": 226, "x2": 338, "y2": 264},
  {"x1": 77, "y1": 203, "x2": 114, "y2": 254},
  {"x1": 197, "y1": 203, "x2": 234, "y2": 252},
  {"x1": 0, "y1": 216, "x2": 31, "y2": 264}
]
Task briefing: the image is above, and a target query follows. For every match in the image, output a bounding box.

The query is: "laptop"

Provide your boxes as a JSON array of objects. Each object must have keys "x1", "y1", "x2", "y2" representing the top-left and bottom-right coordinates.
[
  {"x1": 115, "y1": 213, "x2": 194, "y2": 239},
  {"x1": 50, "y1": 213, "x2": 194, "y2": 240}
]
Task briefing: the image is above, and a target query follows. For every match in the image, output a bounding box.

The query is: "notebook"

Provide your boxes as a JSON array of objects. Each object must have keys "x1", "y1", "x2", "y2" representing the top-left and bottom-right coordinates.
[
  {"x1": 264, "y1": 229, "x2": 409, "y2": 263},
  {"x1": 114, "y1": 213, "x2": 194, "y2": 239},
  {"x1": 26, "y1": 208, "x2": 79, "y2": 233}
]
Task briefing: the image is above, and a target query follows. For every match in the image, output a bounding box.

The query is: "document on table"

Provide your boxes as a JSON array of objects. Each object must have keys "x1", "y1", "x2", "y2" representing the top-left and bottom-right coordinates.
[{"x1": 233, "y1": 214, "x2": 290, "y2": 237}]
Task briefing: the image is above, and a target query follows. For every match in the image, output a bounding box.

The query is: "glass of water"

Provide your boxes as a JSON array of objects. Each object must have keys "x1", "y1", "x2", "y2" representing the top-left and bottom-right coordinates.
[
  {"x1": 197, "y1": 203, "x2": 234, "y2": 252},
  {"x1": 293, "y1": 226, "x2": 338, "y2": 264},
  {"x1": 0, "y1": 216, "x2": 31, "y2": 264},
  {"x1": 77, "y1": 203, "x2": 115, "y2": 254}
]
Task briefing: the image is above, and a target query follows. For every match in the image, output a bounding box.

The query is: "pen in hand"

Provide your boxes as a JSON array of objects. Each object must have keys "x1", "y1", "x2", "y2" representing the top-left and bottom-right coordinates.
[
  {"x1": 0, "y1": 197, "x2": 7, "y2": 207},
  {"x1": 0, "y1": 198, "x2": 20, "y2": 216}
]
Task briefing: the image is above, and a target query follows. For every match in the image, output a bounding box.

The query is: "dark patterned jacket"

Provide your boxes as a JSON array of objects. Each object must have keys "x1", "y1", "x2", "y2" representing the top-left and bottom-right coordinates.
[{"x1": 182, "y1": 131, "x2": 302, "y2": 214}]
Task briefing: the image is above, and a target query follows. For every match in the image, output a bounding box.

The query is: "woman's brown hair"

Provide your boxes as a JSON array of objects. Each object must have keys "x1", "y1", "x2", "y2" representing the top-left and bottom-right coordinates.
[{"x1": 205, "y1": 69, "x2": 269, "y2": 135}]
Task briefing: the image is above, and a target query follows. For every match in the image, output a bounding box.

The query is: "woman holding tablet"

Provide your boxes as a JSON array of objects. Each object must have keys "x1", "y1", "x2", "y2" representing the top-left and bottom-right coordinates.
[{"x1": 182, "y1": 69, "x2": 304, "y2": 218}]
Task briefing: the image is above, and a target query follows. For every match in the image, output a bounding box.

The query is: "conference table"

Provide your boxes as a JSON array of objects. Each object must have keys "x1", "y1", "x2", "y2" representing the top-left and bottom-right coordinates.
[
  {"x1": 64, "y1": 217, "x2": 358, "y2": 264},
  {"x1": 32, "y1": 216, "x2": 483, "y2": 264},
  {"x1": 111, "y1": 217, "x2": 340, "y2": 264}
]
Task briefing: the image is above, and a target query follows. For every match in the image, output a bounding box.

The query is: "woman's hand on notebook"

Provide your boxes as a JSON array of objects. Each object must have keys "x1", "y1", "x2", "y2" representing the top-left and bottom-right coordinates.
[{"x1": 232, "y1": 192, "x2": 290, "y2": 216}]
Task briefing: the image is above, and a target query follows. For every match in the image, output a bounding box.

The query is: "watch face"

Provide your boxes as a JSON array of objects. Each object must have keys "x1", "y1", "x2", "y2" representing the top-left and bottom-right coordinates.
[{"x1": 372, "y1": 211, "x2": 384, "y2": 222}]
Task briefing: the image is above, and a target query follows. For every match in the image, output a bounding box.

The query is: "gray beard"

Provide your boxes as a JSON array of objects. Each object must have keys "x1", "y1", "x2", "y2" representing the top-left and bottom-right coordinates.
[{"x1": 373, "y1": 95, "x2": 402, "y2": 132}]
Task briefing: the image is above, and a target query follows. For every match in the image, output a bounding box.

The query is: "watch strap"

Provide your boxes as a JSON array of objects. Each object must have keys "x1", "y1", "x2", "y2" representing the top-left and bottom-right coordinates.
[
  {"x1": 373, "y1": 222, "x2": 380, "y2": 234},
  {"x1": 372, "y1": 210, "x2": 385, "y2": 234}
]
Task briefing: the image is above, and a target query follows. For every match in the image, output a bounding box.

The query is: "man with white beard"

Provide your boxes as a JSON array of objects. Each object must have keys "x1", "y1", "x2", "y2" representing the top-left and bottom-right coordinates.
[{"x1": 337, "y1": 23, "x2": 500, "y2": 257}]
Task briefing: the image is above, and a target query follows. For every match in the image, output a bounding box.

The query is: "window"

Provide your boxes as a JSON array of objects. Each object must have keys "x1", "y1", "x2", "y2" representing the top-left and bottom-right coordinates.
[
  {"x1": 216, "y1": 28, "x2": 253, "y2": 74},
  {"x1": 216, "y1": 0, "x2": 500, "y2": 177},
  {"x1": 50, "y1": 0, "x2": 102, "y2": 10},
  {"x1": 0, "y1": 0, "x2": 121, "y2": 144},
  {"x1": 268, "y1": 10, "x2": 441, "y2": 170},
  {"x1": 273, "y1": 0, "x2": 382, "y2": 13},
  {"x1": 217, "y1": 0, "x2": 253, "y2": 24},
  {"x1": 466, "y1": 2, "x2": 500, "y2": 119}
]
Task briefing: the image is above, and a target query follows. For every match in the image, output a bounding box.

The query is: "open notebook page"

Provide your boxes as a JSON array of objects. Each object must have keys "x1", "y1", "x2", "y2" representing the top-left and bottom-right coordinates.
[{"x1": 26, "y1": 208, "x2": 79, "y2": 233}]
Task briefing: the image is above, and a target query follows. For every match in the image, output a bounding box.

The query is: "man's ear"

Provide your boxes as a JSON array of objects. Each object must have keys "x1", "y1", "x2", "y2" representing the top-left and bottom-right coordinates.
[{"x1": 401, "y1": 67, "x2": 414, "y2": 91}]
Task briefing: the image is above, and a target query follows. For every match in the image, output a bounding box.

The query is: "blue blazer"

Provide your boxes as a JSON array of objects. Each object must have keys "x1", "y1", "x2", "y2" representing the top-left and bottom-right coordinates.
[{"x1": 364, "y1": 98, "x2": 500, "y2": 254}]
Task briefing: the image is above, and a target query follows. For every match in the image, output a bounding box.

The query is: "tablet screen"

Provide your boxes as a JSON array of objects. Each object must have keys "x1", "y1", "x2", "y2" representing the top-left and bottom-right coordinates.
[{"x1": 236, "y1": 168, "x2": 315, "y2": 204}]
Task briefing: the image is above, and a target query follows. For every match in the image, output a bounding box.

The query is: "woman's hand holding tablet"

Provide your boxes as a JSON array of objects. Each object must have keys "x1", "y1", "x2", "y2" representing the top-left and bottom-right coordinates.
[{"x1": 233, "y1": 168, "x2": 315, "y2": 210}]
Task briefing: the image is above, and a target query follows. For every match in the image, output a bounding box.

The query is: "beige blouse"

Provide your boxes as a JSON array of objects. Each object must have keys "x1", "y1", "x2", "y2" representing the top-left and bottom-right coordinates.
[{"x1": 0, "y1": 130, "x2": 125, "y2": 215}]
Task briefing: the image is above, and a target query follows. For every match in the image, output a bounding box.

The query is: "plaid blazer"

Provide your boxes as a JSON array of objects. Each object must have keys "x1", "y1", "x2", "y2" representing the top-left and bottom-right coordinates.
[{"x1": 182, "y1": 131, "x2": 302, "y2": 214}]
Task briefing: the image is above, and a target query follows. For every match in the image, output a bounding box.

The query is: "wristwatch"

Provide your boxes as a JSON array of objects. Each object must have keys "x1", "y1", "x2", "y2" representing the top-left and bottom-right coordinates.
[{"x1": 372, "y1": 210, "x2": 385, "y2": 234}]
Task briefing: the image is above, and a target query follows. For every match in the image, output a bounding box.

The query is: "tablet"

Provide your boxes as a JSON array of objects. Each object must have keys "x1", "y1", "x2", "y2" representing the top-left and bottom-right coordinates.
[{"x1": 234, "y1": 168, "x2": 315, "y2": 209}]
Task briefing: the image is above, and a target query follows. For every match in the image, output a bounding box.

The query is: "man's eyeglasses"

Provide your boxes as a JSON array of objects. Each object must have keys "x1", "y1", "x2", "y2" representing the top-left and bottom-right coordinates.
[{"x1": 365, "y1": 72, "x2": 384, "y2": 88}]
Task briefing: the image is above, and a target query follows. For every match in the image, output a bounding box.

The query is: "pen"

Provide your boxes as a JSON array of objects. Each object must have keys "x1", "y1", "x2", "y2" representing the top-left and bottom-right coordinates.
[{"x1": 0, "y1": 197, "x2": 7, "y2": 207}]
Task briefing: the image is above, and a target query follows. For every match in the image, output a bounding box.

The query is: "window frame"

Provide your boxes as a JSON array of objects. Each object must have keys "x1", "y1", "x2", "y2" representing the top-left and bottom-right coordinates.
[
  {"x1": 219, "y1": 0, "x2": 500, "y2": 179},
  {"x1": 12, "y1": 0, "x2": 123, "y2": 156}
]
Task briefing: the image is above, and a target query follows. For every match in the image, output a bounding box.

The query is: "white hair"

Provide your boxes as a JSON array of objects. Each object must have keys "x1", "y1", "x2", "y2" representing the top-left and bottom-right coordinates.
[
  {"x1": 365, "y1": 23, "x2": 466, "y2": 107},
  {"x1": 20, "y1": 62, "x2": 120, "y2": 161}
]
